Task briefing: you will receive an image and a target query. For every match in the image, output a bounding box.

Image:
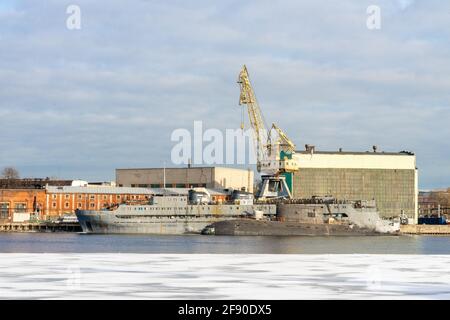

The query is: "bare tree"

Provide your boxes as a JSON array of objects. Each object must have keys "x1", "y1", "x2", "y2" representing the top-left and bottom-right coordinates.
[{"x1": 1, "y1": 167, "x2": 20, "y2": 179}]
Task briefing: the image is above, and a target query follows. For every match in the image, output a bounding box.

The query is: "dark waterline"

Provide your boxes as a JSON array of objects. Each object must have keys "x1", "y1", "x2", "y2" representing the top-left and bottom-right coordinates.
[{"x1": 0, "y1": 233, "x2": 450, "y2": 254}]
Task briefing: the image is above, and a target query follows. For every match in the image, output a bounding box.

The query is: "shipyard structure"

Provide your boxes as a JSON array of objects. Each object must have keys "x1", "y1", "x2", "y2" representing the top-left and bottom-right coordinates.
[
  {"x1": 0, "y1": 151, "x2": 418, "y2": 225},
  {"x1": 116, "y1": 167, "x2": 254, "y2": 192},
  {"x1": 289, "y1": 148, "x2": 418, "y2": 223},
  {"x1": 115, "y1": 148, "x2": 418, "y2": 224}
]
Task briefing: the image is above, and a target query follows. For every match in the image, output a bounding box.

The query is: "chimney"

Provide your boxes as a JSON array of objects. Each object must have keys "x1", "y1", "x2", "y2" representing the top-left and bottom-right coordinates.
[{"x1": 305, "y1": 144, "x2": 315, "y2": 154}]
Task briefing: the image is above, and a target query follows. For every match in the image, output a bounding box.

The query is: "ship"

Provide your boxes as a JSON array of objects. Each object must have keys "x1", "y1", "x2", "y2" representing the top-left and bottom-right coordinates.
[
  {"x1": 76, "y1": 187, "x2": 399, "y2": 235},
  {"x1": 75, "y1": 189, "x2": 277, "y2": 235},
  {"x1": 203, "y1": 197, "x2": 400, "y2": 236}
]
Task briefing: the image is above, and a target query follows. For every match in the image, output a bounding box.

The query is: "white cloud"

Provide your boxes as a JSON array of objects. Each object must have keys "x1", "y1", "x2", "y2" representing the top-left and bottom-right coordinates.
[
  {"x1": 0, "y1": 0, "x2": 448, "y2": 187},
  {"x1": 397, "y1": 0, "x2": 415, "y2": 11}
]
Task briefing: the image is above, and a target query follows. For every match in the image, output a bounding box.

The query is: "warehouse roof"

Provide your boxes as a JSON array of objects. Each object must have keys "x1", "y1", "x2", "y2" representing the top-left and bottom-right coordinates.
[
  {"x1": 45, "y1": 186, "x2": 230, "y2": 196},
  {"x1": 116, "y1": 166, "x2": 251, "y2": 171},
  {"x1": 296, "y1": 150, "x2": 415, "y2": 156}
]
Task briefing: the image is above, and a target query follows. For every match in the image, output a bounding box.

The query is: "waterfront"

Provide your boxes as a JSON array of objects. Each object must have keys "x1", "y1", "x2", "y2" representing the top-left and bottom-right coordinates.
[{"x1": 1, "y1": 233, "x2": 450, "y2": 254}]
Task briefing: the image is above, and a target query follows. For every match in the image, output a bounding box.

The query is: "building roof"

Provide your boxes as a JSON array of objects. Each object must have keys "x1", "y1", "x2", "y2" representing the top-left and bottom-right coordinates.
[
  {"x1": 116, "y1": 166, "x2": 251, "y2": 171},
  {"x1": 296, "y1": 150, "x2": 415, "y2": 156},
  {"x1": 294, "y1": 149, "x2": 416, "y2": 170},
  {"x1": 45, "y1": 186, "x2": 230, "y2": 196},
  {"x1": 46, "y1": 186, "x2": 152, "y2": 194},
  {"x1": 0, "y1": 178, "x2": 73, "y2": 189}
]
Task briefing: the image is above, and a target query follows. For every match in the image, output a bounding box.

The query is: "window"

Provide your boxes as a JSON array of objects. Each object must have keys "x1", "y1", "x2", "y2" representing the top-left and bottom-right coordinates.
[
  {"x1": 117, "y1": 195, "x2": 121, "y2": 199},
  {"x1": 0, "y1": 202, "x2": 9, "y2": 219},
  {"x1": 90, "y1": 195, "x2": 95, "y2": 200},
  {"x1": 52, "y1": 194, "x2": 57, "y2": 200},
  {"x1": 103, "y1": 195, "x2": 108, "y2": 200},
  {"x1": 90, "y1": 203, "x2": 95, "y2": 208},
  {"x1": 65, "y1": 202, "x2": 70, "y2": 209},
  {"x1": 14, "y1": 203, "x2": 27, "y2": 213},
  {"x1": 65, "y1": 194, "x2": 70, "y2": 199},
  {"x1": 151, "y1": 184, "x2": 161, "y2": 188},
  {"x1": 77, "y1": 203, "x2": 82, "y2": 208},
  {"x1": 52, "y1": 202, "x2": 57, "y2": 208},
  {"x1": 78, "y1": 194, "x2": 83, "y2": 199}
]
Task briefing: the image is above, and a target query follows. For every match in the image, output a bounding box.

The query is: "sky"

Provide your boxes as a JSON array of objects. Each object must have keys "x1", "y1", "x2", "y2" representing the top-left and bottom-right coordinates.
[{"x1": 0, "y1": 0, "x2": 449, "y2": 189}]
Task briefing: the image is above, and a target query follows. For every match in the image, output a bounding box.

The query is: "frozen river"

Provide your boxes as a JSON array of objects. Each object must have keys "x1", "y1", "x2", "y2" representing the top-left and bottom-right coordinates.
[
  {"x1": 1, "y1": 253, "x2": 450, "y2": 299},
  {"x1": 1, "y1": 234, "x2": 450, "y2": 299}
]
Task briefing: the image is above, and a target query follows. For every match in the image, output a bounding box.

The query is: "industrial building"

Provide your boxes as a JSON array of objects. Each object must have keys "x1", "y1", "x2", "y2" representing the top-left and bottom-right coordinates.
[
  {"x1": 116, "y1": 167, "x2": 254, "y2": 192},
  {"x1": 288, "y1": 148, "x2": 418, "y2": 223},
  {"x1": 419, "y1": 189, "x2": 450, "y2": 217}
]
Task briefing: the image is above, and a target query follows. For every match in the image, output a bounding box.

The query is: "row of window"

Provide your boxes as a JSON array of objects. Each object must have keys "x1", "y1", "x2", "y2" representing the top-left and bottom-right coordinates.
[
  {"x1": 50, "y1": 194, "x2": 148, "y2": 200},
  {"x1": 129, "y1": 184, "x2": 207, "y2": 188},
  {"x1": 0, "y1": 202, "x2": 27, "y2": 218},
  {"x1": 117, "y1": 215, "x2": 204, "y2": 219},
  {"x1": 125, "y1": 206, "x2": 242, "y2": 211},
  {"x1": 126, "y1": 207, "x2": 187, "y2": 211},
  {"x1": 52, "y1": 202, "x2": 96, "y2": 209}
]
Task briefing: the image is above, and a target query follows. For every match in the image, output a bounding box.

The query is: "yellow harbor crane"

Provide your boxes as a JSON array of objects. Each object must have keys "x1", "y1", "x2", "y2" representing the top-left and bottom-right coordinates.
[{"x1": 237, "y1": 65, "x2": 299, "y2": 199}]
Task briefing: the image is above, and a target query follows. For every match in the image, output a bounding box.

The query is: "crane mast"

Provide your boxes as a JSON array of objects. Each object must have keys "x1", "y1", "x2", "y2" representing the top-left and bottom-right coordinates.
[
  {"x1": 238, "y1": 65, "x2": 275, "y2": 174},
  {"x1": 237, "y1": 65, "x2": 299, "y2": 199}
]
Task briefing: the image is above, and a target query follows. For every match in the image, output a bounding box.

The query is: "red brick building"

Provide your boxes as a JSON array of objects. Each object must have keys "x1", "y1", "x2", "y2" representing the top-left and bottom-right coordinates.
[
  {"x1": 0, "y1": 186, "x2": 153, "y2": 222},
  {"x1": 44, "y1": 186, "x2": 152, "y2": 216},
  {"x1": 0, "y1": 189, "x2": 46, "y2": 223}
]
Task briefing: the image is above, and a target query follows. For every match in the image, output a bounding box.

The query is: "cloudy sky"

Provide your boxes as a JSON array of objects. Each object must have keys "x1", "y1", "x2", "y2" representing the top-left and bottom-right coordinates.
[{"x1": 0, "y1": 0, "x2": 449, "y2": 189}]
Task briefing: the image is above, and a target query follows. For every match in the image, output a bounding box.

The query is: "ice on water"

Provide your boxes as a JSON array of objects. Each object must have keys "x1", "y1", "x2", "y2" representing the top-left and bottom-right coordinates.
[{"x1": 1, "y1": 254, "x2": 450, "y2": 299}]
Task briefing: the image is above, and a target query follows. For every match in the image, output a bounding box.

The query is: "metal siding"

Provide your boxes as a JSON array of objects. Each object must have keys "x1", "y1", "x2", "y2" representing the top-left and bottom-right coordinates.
[{"x1": 293, "y1": 168, "x2": 416, "y2": 220}]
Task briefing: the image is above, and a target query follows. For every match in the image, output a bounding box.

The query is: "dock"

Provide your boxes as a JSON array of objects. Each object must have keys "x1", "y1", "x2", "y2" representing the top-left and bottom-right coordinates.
[
  {"x1": 0, "y1": 222, "x2": 81, "y2": 233},
  {"x1": 400, "y1": 224, "x2": 450, "y2": 235}
]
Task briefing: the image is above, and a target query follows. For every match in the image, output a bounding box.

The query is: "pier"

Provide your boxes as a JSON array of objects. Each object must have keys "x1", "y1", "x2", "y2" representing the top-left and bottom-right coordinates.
[
  {"x1": 400, "y1": 224, "x2": 450, "y2": 235},
  {"x1": 0, "y1": 222, "x2": 81, "y2": 233}
]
